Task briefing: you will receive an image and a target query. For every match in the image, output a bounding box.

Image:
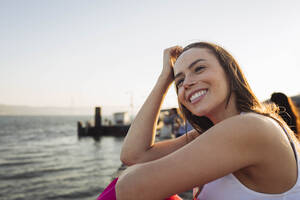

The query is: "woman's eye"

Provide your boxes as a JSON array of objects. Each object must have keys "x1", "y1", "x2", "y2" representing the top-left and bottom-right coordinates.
[
  {"x1": 195, "y1": 66, "x2": 205, "y2": 72},
  {"x1": 176, "y1": 79, "x2": 184, "y2": 87}
]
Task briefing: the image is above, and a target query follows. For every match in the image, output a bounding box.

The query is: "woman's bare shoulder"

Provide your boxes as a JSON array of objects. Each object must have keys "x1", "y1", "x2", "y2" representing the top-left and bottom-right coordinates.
[
  {"x1": 236, "y1": 112, "x2": 284, "y2": 137},
  {"x1": 185, "y1": 113, "x2": 273, "y2": 141},
  {"x1": 225, "y1": 112, "x2": 289, "y2": 149},
  {"x1": 219, "y1": 112, "x2": 280, "y2": 134},
  {"x1": 202, "y1": 112, "x2": 283, "y2": 149},
  {"x1": 224, "y1": 112, "x2": 276, "y2": 126}
]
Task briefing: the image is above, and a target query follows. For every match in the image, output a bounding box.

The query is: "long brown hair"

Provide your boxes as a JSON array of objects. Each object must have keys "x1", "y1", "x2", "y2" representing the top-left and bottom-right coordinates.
[{"x1": 170, "y1": 42, "x2": 290, "y2": 137}]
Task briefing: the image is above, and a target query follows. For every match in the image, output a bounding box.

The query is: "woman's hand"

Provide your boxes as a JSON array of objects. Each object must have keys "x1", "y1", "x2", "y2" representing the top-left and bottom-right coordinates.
[{"x1": 160, "y1": 46, "x2": 183, "y2": 85}]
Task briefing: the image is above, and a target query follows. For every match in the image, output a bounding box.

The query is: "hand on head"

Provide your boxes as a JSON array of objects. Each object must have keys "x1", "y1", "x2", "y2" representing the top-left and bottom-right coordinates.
[{"x1": 160, "y1": 46, "x2": 183, "y2": 85}]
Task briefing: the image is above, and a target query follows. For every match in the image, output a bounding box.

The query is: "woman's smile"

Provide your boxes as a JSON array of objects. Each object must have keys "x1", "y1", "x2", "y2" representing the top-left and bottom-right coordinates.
[{"x1": 187, "y1": 88, "x2": 208, "y2": 104}]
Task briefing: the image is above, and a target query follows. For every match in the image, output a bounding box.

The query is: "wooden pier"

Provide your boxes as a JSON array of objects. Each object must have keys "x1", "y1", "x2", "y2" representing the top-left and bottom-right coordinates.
[{"x1": 77, "y1": 107, "x2": 130, "y2": 138}]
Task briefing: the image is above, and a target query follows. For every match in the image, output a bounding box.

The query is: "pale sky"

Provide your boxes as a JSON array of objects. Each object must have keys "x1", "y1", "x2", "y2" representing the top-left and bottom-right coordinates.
[{"x1": 0, "y1": 0, "x2": 299, "y2": 114}]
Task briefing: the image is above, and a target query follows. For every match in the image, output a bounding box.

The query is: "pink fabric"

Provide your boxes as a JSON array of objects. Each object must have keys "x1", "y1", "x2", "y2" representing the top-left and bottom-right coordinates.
[
  {"x1": 97, "y1": 178, "x2": 118, "y2": 200},
  {"x1": 97, "y1": 178, "x2": 182, "y2": 200},
  {"x1": 165, "y1": 194, "x2": 183, "y2": 200}
]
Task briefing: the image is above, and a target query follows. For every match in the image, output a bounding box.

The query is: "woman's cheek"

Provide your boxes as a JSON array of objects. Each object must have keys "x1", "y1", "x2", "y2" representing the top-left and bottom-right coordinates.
[
  {"x1": 177, "y1": 89, "x2": 185, "y2": 103},
  {"x1": 177, "y1": 88, "x2": 182, "y2": 103}
]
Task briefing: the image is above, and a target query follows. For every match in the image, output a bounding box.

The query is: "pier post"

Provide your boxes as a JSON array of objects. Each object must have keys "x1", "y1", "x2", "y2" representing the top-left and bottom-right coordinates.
[
  {"x1": 95, "y1": 107, "x2": 102, "y2": 127},
  {"x1": 77, "y1": 121, "x2": 84, "y2": 137},
  {"x1": 85, "y1": 121, "x2": 91, "y2": 136}
]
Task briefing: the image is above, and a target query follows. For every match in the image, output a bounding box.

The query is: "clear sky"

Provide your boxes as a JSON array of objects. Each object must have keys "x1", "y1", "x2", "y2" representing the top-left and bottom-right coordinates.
[{"x1": 0, "y1": 0, "x2": 299, "y2": 114}]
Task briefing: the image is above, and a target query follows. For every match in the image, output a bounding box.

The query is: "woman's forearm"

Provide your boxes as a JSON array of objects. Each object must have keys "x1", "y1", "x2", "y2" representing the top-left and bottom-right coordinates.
[{"x1": 120, "y1": 75, "x2": 172, "y2": 165}]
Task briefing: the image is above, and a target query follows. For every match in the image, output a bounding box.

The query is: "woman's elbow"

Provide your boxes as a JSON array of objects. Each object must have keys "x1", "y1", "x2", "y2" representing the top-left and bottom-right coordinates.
[
  {"x1": 120, "y1": 155, "x2": 134, "y2": 166},
  {"x1": 116, "y1": 163, "x2": 159, "y2": 200},
  {"x1": 115, "y1": 170, "x2": 142, "y2": 200},
  {"x1": 115, "y1": 177, "x2": 126, "y2": 200},
  {"x1": 120, "y1": 150, "x2": 140, "y2": 166}
]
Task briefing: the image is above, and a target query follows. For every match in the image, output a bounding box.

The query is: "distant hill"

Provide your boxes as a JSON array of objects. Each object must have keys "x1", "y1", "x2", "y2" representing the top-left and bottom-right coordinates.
[
  {"x1": 0, "y1": 104, "x2": 131, "y2": 116},
  {"x1": 0, "y1": 104, "x2": 93, "y2": 116}
]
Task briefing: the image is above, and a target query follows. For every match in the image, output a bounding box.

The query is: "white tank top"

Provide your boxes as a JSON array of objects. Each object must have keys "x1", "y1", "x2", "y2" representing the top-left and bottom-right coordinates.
[{"x1": 195, "y1": 124, "x2": 300, "y2": 200}]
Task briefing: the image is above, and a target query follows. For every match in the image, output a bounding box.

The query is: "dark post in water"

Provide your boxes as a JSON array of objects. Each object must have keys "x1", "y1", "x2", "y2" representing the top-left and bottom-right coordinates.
[{"x1": 95, "y1": 107, "x2": 102, "y2": 127}]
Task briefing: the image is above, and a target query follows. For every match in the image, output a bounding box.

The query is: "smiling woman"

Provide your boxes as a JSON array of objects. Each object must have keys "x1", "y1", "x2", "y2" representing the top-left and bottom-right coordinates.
[{"x1": 112, "y1": 42, "x2": 300, "y2": 200}]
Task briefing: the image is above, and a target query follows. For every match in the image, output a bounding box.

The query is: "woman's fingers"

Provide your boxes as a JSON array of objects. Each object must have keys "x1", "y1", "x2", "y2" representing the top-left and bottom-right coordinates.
[
  {"x1": 163, "y1": 46, "x2": 182, "y2": 67},
  {"x1": 161, "y1": 46, "x2": 183, "y2": 83}
]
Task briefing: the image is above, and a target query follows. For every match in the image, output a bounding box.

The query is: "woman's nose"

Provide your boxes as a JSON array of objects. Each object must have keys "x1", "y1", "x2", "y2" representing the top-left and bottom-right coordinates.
[{"x1": 183, "y1": 77, "x2": 196, "y2": 89}]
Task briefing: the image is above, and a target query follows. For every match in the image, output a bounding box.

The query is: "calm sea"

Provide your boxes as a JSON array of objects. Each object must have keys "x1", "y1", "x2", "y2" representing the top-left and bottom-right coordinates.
[{"x1": 0, "y1": 116, "x2": 123, "y2": 200}]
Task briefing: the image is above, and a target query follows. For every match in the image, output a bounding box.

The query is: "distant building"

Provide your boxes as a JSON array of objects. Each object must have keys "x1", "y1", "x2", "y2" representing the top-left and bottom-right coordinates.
[{"x1": 113, "y1": 112, "x2": 130, "y2": 125}]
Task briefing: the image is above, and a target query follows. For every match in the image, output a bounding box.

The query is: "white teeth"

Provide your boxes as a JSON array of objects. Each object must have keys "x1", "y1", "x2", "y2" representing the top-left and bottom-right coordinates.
[{"x1": 190, "y1": 90, "x2": 207, "y2": 102}]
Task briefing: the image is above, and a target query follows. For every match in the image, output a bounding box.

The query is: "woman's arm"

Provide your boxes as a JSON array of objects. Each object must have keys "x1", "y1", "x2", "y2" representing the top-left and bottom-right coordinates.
[
  {"x1": 120, "y1": 46, "x2": 197, "y2": 165},
  {"x1": 116, "y1": 113, "x2": 275, "y2": 200}
]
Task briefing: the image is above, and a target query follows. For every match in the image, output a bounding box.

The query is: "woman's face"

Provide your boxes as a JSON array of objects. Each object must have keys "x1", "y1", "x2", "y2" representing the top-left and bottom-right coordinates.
[{"x1": 173, "y1": 48, "x2": 230, "y2": 117}]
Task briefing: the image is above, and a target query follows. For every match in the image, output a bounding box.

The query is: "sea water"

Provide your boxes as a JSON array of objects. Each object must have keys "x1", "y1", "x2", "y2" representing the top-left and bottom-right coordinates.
[{"x1": 0, "y1": 116, "x2": 123, "y2": 200}]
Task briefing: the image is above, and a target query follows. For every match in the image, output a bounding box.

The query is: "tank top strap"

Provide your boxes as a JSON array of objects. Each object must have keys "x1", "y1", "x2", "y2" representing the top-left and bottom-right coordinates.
[{"x1": 282, "y1": 126, "x2": 298, "y2": 162}]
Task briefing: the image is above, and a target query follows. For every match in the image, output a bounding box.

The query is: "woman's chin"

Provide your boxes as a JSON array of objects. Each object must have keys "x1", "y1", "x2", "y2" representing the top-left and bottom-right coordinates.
[{"x1": 191, "y1": 109, "x2": 209, "y2": 118}]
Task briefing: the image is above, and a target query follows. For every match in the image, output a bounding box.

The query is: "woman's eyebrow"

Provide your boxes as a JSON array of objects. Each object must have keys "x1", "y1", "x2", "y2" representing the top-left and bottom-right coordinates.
[
  {"x1": 174, "y1": 59, "x2": 206, "y2": 80},
  {"x1": 188, "y1": 58, "x2": 206, "y2": 69}
]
